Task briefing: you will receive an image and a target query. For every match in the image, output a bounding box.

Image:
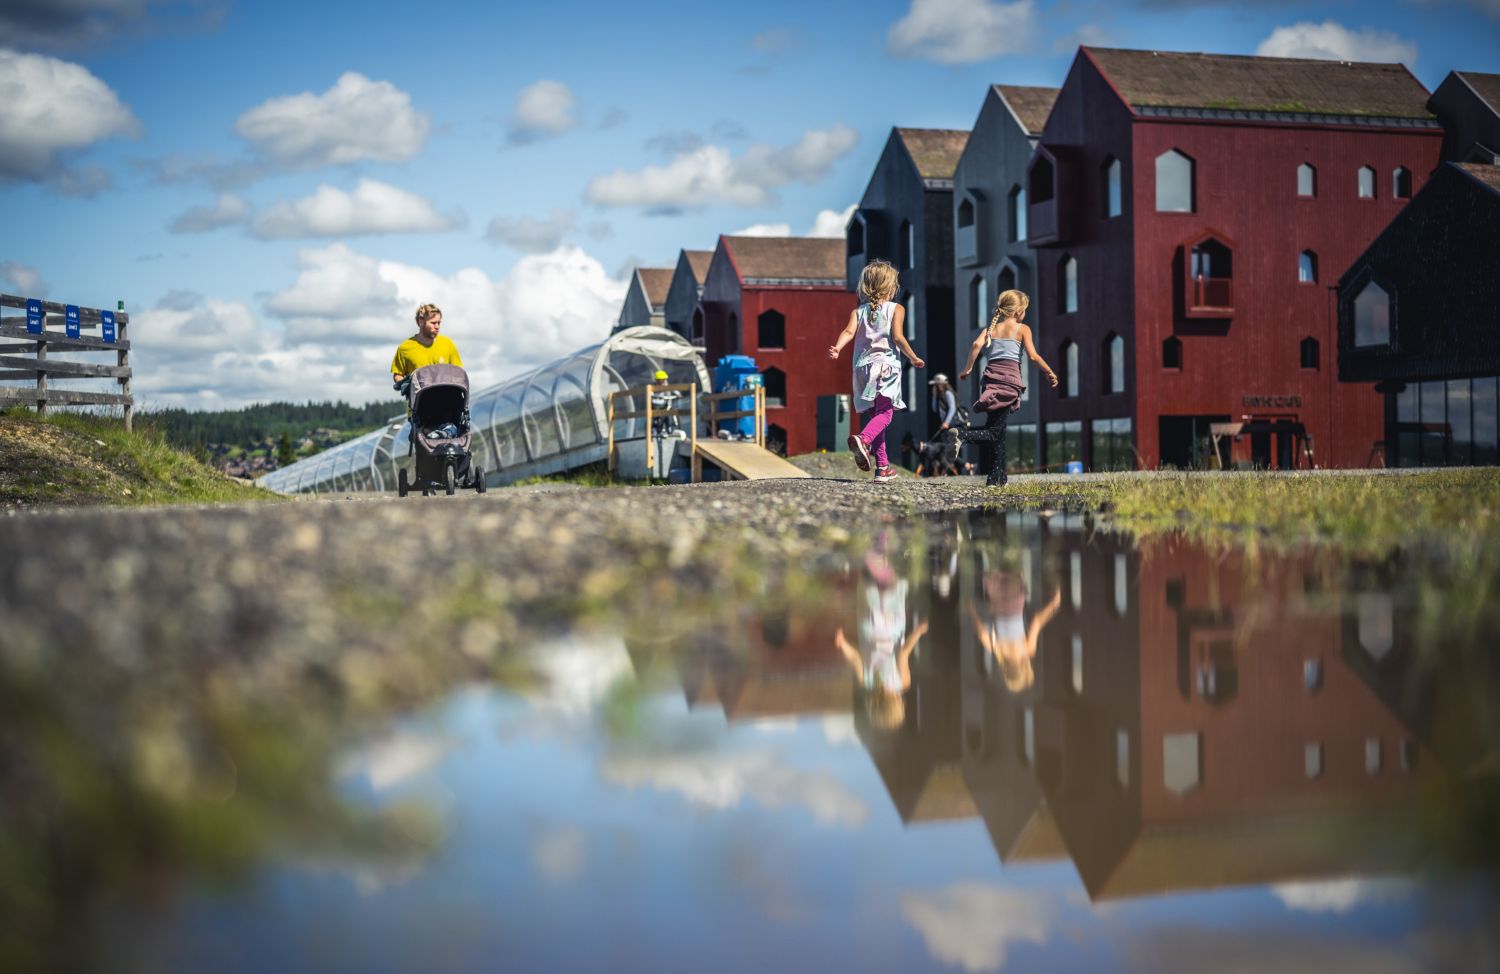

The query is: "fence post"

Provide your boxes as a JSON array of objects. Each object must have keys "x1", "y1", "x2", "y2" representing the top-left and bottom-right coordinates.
[
  {"x1": 118, "y1": 309, "x2": 132, "y2": 432},
  {"x1": 35, "y1": 335, "x2": 47, "y2": 417}
]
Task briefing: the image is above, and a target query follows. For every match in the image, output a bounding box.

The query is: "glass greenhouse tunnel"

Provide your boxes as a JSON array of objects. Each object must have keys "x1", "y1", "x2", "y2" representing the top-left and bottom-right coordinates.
[{"x1": 260, "y1": 327, "x2": 711, "y2": 495}]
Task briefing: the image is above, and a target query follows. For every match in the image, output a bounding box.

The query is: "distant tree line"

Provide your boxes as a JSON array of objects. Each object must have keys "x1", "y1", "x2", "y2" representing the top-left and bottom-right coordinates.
[{"x1": 146, "y1": 400, "x2": 403, "y2": 452}]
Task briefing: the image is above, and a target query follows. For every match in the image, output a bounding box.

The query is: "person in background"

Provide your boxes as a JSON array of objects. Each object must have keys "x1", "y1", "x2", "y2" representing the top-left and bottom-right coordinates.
[
  {"x1": 391, "y1": 303, "x2": 462, "y2": 397},
  {"x1": 828, "y1": 260, "x2": 924, "y2": 483},
  {"x1": 957, "y1": 289, "x2": 1056, "y2": 487}
]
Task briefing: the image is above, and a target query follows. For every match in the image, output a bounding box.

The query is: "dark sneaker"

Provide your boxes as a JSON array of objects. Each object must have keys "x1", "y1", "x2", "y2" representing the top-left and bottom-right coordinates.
[
  {"x1": 874, "y1": 466, "x2": 898, "y2": 483},
  {"x1": 985, "y1": 473, "x2": 1008, "y2": 487},
  {"x1": 848, "y1": 434, "x2": 872, "y2": 471}
]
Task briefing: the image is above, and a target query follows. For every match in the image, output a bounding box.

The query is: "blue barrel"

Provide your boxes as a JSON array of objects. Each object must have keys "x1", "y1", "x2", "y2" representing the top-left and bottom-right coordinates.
[{"x1": 713, "y1": 355, "x2": 760, "y2": 438}]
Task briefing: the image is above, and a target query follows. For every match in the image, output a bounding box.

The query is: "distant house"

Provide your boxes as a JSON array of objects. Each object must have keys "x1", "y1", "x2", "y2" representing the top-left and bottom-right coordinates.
[
  {"x1": 1027, "y1": 47, "x2": 1441, "y2": 470},
  {"x1": 615, "y1": 266, "x2": 672, "y2": 332},
  {"x1": 699, "y1": 235, "x2": 856, "y2": 457},
  {"x1": 664, "y1": 249, "x2": 714, "y2": 345},
  {"x1": 846, "y1": 127, "x2": 969, "y2": 454},
  {"x1": 952, "y1": 84, "x2": 1059, "y2": 473},
  {"x1": 1428, "y1": 71, "x2": 1500, "y2": 164},
  {"x1": 1336, "y1": 162, "x2": 1500, "y2": 467}
]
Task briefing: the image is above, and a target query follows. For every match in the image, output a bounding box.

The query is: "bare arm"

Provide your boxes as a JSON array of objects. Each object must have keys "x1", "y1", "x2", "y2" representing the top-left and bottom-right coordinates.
[
  {"x1": 958, "y1": 333, "x2": 987, "y2": 381},
  {"x1": 896, "y1": 620, "x2": 929, "y2": 691},
  {"x1": 968, "y1": 603, "x2": 997, "y2": 656},
  {"x1": 890, "y1": 305, "x2": 925, "y2": 369},
  {"x1": 834, "y1": 628, "x2": 863, "y2": 674},
  {"x1": 1021, "y1": 325, "x2": 1058, "y2": 387},
  {"x1": 829, "y1": 310, "x2": 860, "y2": 360},
  {"x1": 1025, "y1": 589, "x2": 1064, "y2": 650}
]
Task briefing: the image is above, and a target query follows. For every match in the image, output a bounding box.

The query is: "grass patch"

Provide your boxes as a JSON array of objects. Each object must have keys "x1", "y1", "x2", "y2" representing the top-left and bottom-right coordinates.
[
  {"x1": 0, "y1": 408, "x2": 275, "y2": 508},
  {"x1": 995, "y1": 469, "x2": 1500, "y2": 555}
]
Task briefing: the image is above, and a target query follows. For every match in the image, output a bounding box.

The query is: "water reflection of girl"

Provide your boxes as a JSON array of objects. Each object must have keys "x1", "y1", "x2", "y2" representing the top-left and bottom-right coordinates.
[
  {"x1": 971, "y1": 569, "x2": 1061, "y2": 693},
  {"x1": 836, "y1": 541, "x2": 929, "y2": 730}
]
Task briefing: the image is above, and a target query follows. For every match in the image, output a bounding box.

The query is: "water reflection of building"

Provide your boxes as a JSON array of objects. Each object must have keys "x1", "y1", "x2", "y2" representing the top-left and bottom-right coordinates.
[{"x1": 676, "y1": 609, "x2": 853, "y2": 722}]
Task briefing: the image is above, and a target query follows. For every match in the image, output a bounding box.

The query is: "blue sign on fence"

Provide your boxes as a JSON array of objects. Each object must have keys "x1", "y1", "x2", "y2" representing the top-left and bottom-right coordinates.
[
  {"x1": 101, "y1": 310, "x2": 116, "y2": 344},
  {"x1": 65, "y1": 304, "x2": 80, "y2": 339},
  {"x1": 26, "y1": 298, "x2": 42, "y2": 334}
]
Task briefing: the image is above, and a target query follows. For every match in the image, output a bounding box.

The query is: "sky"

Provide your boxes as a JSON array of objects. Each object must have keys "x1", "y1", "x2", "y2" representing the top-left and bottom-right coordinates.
[{"x1": 1, "y1": 0, "x2": 1496, "y2": 410}]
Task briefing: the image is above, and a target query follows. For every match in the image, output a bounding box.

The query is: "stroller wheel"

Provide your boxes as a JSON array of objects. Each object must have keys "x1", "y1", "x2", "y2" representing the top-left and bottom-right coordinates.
[
  {"x1": 445, "y1": 465, "x2": 456, "y2": 496},
  {"x1": 474, "y1": 466, "x2": 487, "y2": 494},
  {"x1": 397, "y1": 468, "x2": 409, "y2": 498}
]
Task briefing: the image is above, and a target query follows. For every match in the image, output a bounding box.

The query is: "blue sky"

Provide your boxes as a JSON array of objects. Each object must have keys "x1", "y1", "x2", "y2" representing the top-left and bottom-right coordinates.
[{"x1": 1, "y1": 0, "x2": 1496, "y2": 408}]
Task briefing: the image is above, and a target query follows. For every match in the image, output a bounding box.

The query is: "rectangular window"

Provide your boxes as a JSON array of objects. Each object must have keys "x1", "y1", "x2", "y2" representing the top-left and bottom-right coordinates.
[
  {"x1": 1449, "y1": 378, "x2": 1474, "y2": 465},
  {"x1": 905, "y1": 295, "x2": 918, "y2": 412},
  {"x1": 1396, "y1": 383, "x2": 1419, "y2": 468},
  {"x1": 1006, "y1": 423, "x2": 1037, "y2": 473},
  {"x1": 1090, "y1": 417, "x2": 1134, "y2": 471},
  {"x1": 1421, "y1": 381, "x2": 1446, "y2": 466},
  {"x1": 1358, "y1": 167, "x2": 1376, "y2": 199},
  {"x1": 1064, "y1": 259, "x2": 1078, "y2": 314},
  {"x1": 1105, "y1": 159, "x2": 1122, "y2": 218},
  {"x1": 1474, "y1": 377, "x2": 1498, "y2": 465},
  {"x1": 1019, "y1": 358, "x2": 1029, "y2": 403},
  {"x1": 1045, "y1": 420, "x2": 1082, "y2": 471}
]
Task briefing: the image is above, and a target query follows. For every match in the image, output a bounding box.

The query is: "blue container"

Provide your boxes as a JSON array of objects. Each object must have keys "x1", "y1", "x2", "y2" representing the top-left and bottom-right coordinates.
[
  {"x1": 713, "y1": 355, "x2": 760, "y2": 438},
  {"x1": 1065, "y1": 460, "x2": 1084, "y2": 475}
]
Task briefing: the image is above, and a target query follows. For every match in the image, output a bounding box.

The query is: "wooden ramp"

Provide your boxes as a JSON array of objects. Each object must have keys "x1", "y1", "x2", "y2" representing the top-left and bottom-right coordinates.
[{"x1": 693, "y1": 440, "x2": 810, "y2": 481}]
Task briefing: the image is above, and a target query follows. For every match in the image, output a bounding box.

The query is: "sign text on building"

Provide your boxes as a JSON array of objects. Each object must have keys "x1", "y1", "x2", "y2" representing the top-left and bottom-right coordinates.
[{"x1": 1242, "y1": 395, "x2": 1303, "y2": 409}]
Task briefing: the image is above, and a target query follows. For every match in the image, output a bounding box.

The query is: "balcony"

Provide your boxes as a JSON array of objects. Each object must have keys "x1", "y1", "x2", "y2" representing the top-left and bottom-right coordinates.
[
  {"x1": 1183, "y1": 233, "x2": 1235, "y2": 319},
  {"x1": 1188, "y1": 276, "x2": 1234, "y2": 315},
  {"x1": 957, "y1": 222, "x2": 979, "y2": 266},
  {"x1": 1028, "y1": 197, "x2": 1059, "y2": 246}
]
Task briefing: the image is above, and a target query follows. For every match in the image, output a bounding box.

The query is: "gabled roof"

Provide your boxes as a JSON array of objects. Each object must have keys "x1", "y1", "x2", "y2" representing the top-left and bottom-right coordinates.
[
  {"x1": 682, "y1": 249, "x2": 714, "y2": 283},
  {"x1": 895, "y1": 127, "x2": 970, "y2": 179},
  {"x1": 1457, "y1": 161, "x2": 1500, "y2": 197},
  {"x1": 993, "y1": 85, "x2": 1060, "y2": 136},
  {"x1": 723, "y1": 236, "x2": 845, "y2": 284},
  {"x1": 1456, "y1": 71, "x2": 1500, "y2": 115},
  {"x1": 635, "y1": 267, "x2": 673, "y2": 307},
  {"x1": 1083, "y1": 47, "x2": 1435, "y2": 120}
]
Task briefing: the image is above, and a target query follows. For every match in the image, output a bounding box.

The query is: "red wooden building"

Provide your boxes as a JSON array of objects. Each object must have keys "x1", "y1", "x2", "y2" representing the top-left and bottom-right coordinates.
[
  {"x1": 699, "y1": 235, "x2": 856, "y2": 456},
  {"x1": 1027, "y1": 48, "x2": 1443, "y2": 469}
]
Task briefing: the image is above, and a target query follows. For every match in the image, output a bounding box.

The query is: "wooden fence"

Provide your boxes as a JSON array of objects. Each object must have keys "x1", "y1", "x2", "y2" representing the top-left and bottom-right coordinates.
[{"x1": 0, "y1": 294, "x2": 133, "y2": 430}]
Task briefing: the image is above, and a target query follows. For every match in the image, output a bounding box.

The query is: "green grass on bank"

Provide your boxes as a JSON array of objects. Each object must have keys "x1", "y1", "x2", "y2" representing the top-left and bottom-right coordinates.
[
  {"x1": 0, "y1": 408, "x2": 275, "y2": 508},
  {"x1": 995, "y1": 469, "x2": 1500, "y2": 555}
]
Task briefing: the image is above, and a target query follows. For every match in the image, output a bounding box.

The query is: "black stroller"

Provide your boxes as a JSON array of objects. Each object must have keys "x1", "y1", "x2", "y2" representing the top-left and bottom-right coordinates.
[{"x1": 397, "y1": 363, "x2": 487, "y2": 497}]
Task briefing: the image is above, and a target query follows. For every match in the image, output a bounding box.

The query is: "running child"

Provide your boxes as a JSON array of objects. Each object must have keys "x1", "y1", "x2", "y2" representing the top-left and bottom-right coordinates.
[
  {"x1": 827, "y1": 260, "x2": 924, "y2": 482},
  {"x1": 956, "y1": 289, "x2": 1057, "y2": 486}
]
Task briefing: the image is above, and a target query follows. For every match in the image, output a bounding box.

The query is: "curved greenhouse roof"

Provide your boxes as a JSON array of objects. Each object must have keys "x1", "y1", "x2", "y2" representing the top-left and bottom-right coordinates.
[{"x1": 261, "y1": 327, "x2": 710, "y2": 495}]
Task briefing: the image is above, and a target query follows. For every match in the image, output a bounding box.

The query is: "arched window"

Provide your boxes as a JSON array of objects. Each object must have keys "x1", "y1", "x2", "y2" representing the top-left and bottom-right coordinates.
[
  {"x1": 1358, "y1": 166, "x2": 1376, "y2": 199},
  {"x1": 1104, "y1": 333, "x2": 1125, "y2": 394},
  {"x1": 898, "y1": 219, "x2": 913, "y2": 269},
  {"x1": 757, "y1": 309, "x2": 785, "y2": 349},
  {"x1": 691, "y1": 307, "x2": 704, "y2": 344},
  {"x1": 1103, "y1": 156, "x2": 1122, "y2": 218},
  {"x1": 1060, "y1": 255, "x2": 1078, "y2": 314},
  {"x1": 1297, "y1": 163, "x2": 1316, "y2": 198},
  {"x1": 846, "y1": 214, "x2": 865, "y2": 258},
  {"x1": 1030, "y1": 157, "x2": 1054, "y2": 204},
  {"x1": 1163, "y1": 336, "x2": 1182, "y2": 370},
  {"x1": 1393, "y1": 167, "x2": 1412, "y2": 199},
  {"x1": 1008, "y1": 185, "x2": 1027, "y2": 242},
  {"x1": 958, "y1": 198, "x2": 975, "y2": 228},
  {"x1": 1187, "y1": 235, "x2": 1233, "y2": 313},
  {"x1": 1300, "y1": 337, "x2": 1320, "y2": 370},
  {"x1": 763, "y1": 367, "x2": 786, "y2": 407},
  {"x1": 998, "y1": 263, "x2": 1016, "y2": 294},
  {"x1": 1298, "y1": 250, "x2": 1318, "y2": 284},
  {"x1": 1155, "y1": 149, "x2": 1195, "y2": 212},
  {"x1": 1353, "y1": 281, "x2": 1391, "y2": 346},
  {"x1": 971, "y1": 275, "x2": 988, "y2": 330},
  {"x1": 1060, "y1": 339, "x2": 1079, "y2": 398}
]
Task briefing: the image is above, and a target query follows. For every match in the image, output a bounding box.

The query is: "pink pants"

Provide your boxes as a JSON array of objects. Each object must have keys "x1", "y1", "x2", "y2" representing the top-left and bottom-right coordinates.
[{"x1": 858, "y1": 395, "x2": 895, "y2": 469}]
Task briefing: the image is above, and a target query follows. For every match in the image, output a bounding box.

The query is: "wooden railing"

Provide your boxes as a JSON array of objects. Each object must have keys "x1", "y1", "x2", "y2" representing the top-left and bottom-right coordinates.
[
  {"x1": 0, "y1": 294, "x2": 133, "y2": 429},
  {"x1": 1188, "y1": 276, "x2": 1234, "y2": 314},
  {"x1": 605, "y1": 383, "x2": 768, "y2": 481}
]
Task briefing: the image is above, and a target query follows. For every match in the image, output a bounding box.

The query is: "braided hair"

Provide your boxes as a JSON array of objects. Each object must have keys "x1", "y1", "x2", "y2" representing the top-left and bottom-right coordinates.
[{"x1": 858, "y1": 260, "x2": 899, "y2": 325}]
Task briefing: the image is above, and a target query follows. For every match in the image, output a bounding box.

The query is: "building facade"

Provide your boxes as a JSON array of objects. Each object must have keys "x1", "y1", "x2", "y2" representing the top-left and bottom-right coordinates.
[
  {"x1": 846, "y1": 127, "x2": 968, "y2": 457},
  {"x1": 1028, "y1": 48, "x2": 1442, "y2": 470},
  {"x1": 615, "y1": 266, "x2": 672, "y2": 332},
  {"x1": 952, "y1": 85, "x2": 1059, "y2": 473},
  {"x1": 1428, "y1": 70, "x2": 1500, "y2": 164},
  {"x1": 1336, "y1": 161, "x2": 1500, "y2": 467},
  {"x1": 663, "y1": 249, "x2": 714, "y2": 345},
  {"x1": 700, "y1": 235, "x2": 856, "y2": 457}
]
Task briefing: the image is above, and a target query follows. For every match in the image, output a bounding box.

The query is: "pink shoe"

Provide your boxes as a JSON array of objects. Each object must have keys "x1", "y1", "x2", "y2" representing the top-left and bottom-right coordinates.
[
  {"x1": 848, "y1": 435, "x2": 871, "y2": 471},
  {"x1": 874, "y1": 466, "x2": 898, "y2": 483}
]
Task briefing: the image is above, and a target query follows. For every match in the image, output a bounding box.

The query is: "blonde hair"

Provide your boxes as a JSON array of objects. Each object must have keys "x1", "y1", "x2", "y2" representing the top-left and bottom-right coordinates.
[
  {"x1": 999, "y1": 652, "x2": 1034, "y2": 693},
  {"x1": 858, "y1": 260, "x2": 899, "y2": 322},
  {"x1": 415, "y1": 303, "x2": 442, "y2": 326},
  {"x1": 865, "y1": 688, "x2": 907, "y2": 731},
  {"x1": 989, "y1": 289, "x2": 1030, "y2": 331}
]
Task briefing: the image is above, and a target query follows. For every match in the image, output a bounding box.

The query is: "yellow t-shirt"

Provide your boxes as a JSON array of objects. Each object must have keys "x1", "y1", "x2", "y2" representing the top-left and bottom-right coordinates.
[{"x1": 391, "y1": 335, "x2": 463, "y2": 378}]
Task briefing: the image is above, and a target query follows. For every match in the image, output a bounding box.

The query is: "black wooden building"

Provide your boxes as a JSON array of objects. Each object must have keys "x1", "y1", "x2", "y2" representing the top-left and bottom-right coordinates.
[{"x1": 1428, "y1": 71, "x2": 1500, "y2": 164}]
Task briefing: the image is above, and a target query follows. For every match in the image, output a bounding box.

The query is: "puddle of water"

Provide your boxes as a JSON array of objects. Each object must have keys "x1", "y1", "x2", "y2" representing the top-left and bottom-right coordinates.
[{"x1": 5, "y1": 512, "x2": 1499, "y2": 972}]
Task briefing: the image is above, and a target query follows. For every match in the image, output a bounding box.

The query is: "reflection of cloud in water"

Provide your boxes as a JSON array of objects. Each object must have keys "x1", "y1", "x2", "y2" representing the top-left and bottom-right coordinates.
[
  {"x1": 748, "y1": 717, "x2": 798, "y2": 734},
  {"x1": 1272, "y1": 876, "x2": 1412, "y2": 914},
  {"x1": 531, "y1": 825, "x2": 587, "y2": 885},
  {"x1": 821, "y1": 714, "x2": 858, "y2": 747},
  {"x1": 339, "y1": 730, "x2": 447, "y2": 792},
  {"x1": 900, "y1": 883, "x2": 1053, "y2": 972},
  {"x1": 525, "y1": 634, "x2": 635, "y2": 718},
  {"x1": 601, "y1": 751, "x2": 868, "y2": 827}
]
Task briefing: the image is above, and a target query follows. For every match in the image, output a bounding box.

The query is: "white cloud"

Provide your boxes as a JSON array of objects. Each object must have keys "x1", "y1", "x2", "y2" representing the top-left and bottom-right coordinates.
[
  {"x1": 132, "y1": 243, "x2": 625, "y2": 409},
  {"x1": 887, "y1": 0, "x2": 1038, "y2": 65},
  {"x1": 338, "y1": 730, "x2": 447, "y2": 792},
  {"x1": 485, "y1": 209, "x2": 578, "y2": 253},
  {"x1": 251, "y1": 179, "x2": 460, "y2": 239},
  {"x1": 1255, "y1": 21, "x2": 1418, "y2": 64},
  {"x1": 821, "y1": 714, "x2": 859, "y2": 747},
  {"x1": 586, "y1": 126, "x2": 858, "y2": 211},
  {"x1": 901, "y1": 883, "x2": 1053, "y2": 971},
  {"x1": 508, "y1": 79, "x2": 577, "y2": 144},
  {"x1": 0, "y1": 48, "x2": 139, "y2": 182},
  {"x1": 732, "y1": 203, "x2": 854, "y2": 239},
  {"x1": 169, "y1": 192, "x2": 249, "y2": 233},
  {"x1": 234, "y1": 72, "x2": 430, "y2": 168},
  {"x1": 1272, "y1": 877, "x2": 1412, "y2": 914},
  {"x1": 730, "y1": 222, "x2": 793, "y2": 237},
  {"x1": 0, "y1": 260, "x2": 44, "y2": 296},
  {"x1": 531, "y1": 826, "x2": 587, "y2": 884},
  {"x1": 602, "y1": 750, "x2": 868, "y2": 827}
]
